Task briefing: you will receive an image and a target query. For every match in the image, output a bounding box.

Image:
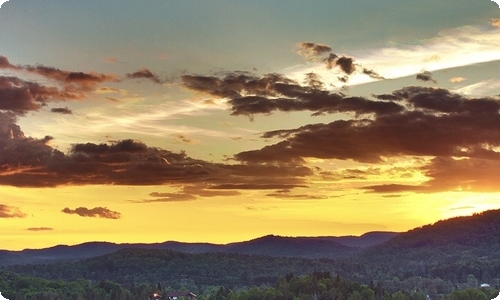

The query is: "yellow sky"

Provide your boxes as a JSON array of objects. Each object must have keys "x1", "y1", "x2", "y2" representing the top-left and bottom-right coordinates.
[{"x1": 1, "y1": 182, "x2": 499, "y2": 250}]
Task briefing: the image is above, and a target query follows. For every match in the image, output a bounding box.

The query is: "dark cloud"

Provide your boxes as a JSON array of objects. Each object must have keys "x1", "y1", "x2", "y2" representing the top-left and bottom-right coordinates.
[
  {"x1": 0, "y1": 114, "x2": 310, "y2": 189},
  {"x1": 182, "y1": 73, "x2": 403, "y2": 119},
  {"x1": 362, "y1": 68, "x2": 385, "y2": 80},
  {"x1": 0, "y1": 56, "x2": 14, "y2": 69},
  {"x1": 373, "y1": 93, "x2": 403, "y2": 101},
  {"x1": 0, "y1": 56, "x2": 21, "y2": 71},
  {"x1": 182, "y1": 73, "x2": 295, "y2": 99},
  {"x1": 0, "y1": 76, "x2": 81, "y2": 114},
  {"x1": 303, "y1": 72, "x2": 324, "y2": 89},
  {"x1": 265, "y1": 189, "x2": 327, "y2": 200},
  {"x1": 364, "y1": 157, "x2": 500, "y2": 193},
  {"x1": 174, "y1": 134, "x2": 194, "y2": 144},
  {"x1": 319, "y1": 167, "x2": 383, "y2": 181},
  {"x1": 323, "y1": 53, "x2": 339, "y2": 69},
  {"x1": 297, "y1": 42, "x2": 332, "y2": 59},
  {"x1": 234, "y1": 86, "x2": 500, "y2": 164},
  {"x1": 134, "y1": 192, "x2": 197, "y2": 203},
  {"x1": 362, "y1": 183, "x2": 424, "y2": 193},
  {"x1": 0, "y1": 112, "x2": 57, "y2": 177},
  {"x1": 296, "y1": 44, "x2": 380, "y2": 81},
  {"x1": 416, "y1": 71, "x2": 437, "y2": 83},
  {"x1": 62, "y1": 206, "x2": 121, "y2": 219},
  {"x1": 50, "y1": 107, "x2": 73, "y2": 114},
  {"x1": 0, "y1": 204, "x2": 26, "y2": 218},
  {"x1": 27, "y1": 227, "x2": 54, "y2": 231},
  {"x1": 335, "y1": 56, "x2": 356, "y2": 74},
  {"x1": 134, "y1": 185, "x2": 242, "y2": 203},
  {"x1": 0, "y1": 112, "x2": 24, "y2": 139},
  {"x1": 209, "y1": 184, "x2": 307, "y2": 190},
  {"x1": 0, "y1": 56, "x2": 119, "y2": 115},
  {"x1": 126, "y1": 67, "x2": 162, "y2": 84},
  {"x1": 0, "y1": 56, "x2": 118, "y2": 89},
  {"x1": 323, "y1": 54, "x2": 356, "y2": 75}
]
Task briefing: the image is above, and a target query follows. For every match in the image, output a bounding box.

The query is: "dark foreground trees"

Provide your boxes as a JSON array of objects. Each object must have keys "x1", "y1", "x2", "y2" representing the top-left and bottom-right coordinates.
[{"x1": 1, "y1": 269, "x2": 498, "y2": 300}]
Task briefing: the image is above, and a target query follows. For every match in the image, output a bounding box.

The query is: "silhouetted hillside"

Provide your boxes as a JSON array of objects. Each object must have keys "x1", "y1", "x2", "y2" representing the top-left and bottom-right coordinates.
[
  {"x1": 324, "y1": 231, "x2": 399, "y2": 248},
  {"x1": 0, "y1": 231, "x2": 394, "y2": 266},
  {"x1": 355, "y1": 209, "x2": 500, "y2": 284},
  {"x1": 224, "y1": 235, "x2": 356, "y2": 258},
  {"x1": 367, "y1": 209, "x2": 500, "y2": 261},
  {"x1": 5, "y1": 248, "x2": 341, "y2": 287}
]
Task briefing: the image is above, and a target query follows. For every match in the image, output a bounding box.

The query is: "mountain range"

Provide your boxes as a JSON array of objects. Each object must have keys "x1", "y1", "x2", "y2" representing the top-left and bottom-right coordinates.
[
  {"x1": 2, "y1": 209, "x2": 500, "y2": 272},
  {"x1": 0, "y1": 231, "x2": 398, "y2": 266}
]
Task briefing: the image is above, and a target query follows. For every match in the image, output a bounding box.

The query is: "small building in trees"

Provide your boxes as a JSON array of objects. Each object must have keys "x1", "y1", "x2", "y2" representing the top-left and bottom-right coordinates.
[{"x1": 149, "y1": 293, "x2": 162, "y2": 300}]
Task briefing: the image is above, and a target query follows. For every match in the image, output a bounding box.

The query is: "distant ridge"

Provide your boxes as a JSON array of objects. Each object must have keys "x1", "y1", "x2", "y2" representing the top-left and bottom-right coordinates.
[
  {"x1": 317, "y1": 231, "x2": 400, "y2": 248},
  {"x1": 7, "y1": 206, "x2": 500, "y2": 267},
  {"x1": 0, "y1": 231, "x2": 397, "y2": 266}
]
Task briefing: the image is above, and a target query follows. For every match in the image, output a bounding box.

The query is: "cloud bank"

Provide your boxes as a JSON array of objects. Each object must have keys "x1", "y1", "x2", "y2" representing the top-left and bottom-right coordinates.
[
  {"x1": 61, "y1": 207, "x2": 121, "y2": 219},
  {"x1": 0, "y1": 204, "x2": 26, "y2": 218}
]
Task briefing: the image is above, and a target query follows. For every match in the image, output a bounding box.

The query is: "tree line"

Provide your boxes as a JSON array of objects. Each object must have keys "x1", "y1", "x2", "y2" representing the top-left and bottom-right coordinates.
[{"x1": 1, "y1": 270, "x2": 499, "y2": 300}]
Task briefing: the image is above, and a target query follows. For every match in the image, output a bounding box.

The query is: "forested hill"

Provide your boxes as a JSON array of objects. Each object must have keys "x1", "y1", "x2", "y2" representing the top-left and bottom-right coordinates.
[
  {"x1": 352, "y1": 209, "x2": 500, "y2": 286},
  {"x1": 366, "y1": 209, "x2": 500, "y2": 261},
  {"x1": 223, "y1": 235, "x2": 355, "y2": 257},
  {"x1": 0, "y1": 231, "x2": 396, "y2": 267},
  {"x1": 4, "y1": 249, "x2": 341, "y2": 288}
]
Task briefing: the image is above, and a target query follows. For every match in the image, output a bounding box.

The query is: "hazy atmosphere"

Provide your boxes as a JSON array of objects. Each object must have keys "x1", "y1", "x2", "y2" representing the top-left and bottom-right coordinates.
[{"x1": 1, "y1": 0, "x2": 500, "y2": 250}]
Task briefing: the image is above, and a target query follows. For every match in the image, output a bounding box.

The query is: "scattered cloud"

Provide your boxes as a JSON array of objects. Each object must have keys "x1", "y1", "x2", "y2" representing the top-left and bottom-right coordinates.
[
  {"x1": 362, "y1": 68, "x2": 385, "y2": 80},
  {"x1": 334, "y1": 56, "x2": 356, "y2": 75},
  {"x1": 61, "y1": 206, "x2": 121, "y2": 219},
  {"x1": 126, "y1": 67, "x2": 162, "y2": 84},
  {"x1": 182, "y1": 73, "x2": 403, "y2": 119},
  {"x1": 416, "y1": 71, "x2": 437, "y2": 83},
  {"x1": 104, "y1": 56, "x2": 118, "y2": 63},
  {"x1": 265, "y1": 189, "x2": 327, "y2": 200},
  {"x1": 297, "y1": 42, "x2": 332, "y2": 60},
  {"x1": 323, "y1": 53, "x2": 338, "y2": 70},
  {"x1": 303, "y1": 72, "x2": 324, "y2": 89},
  {"x1": 134, "y1": 184, "x2": 242, "y2": 203},
  {"x1": 0, "y1": 76, "x2": 79, "y2": 114},
  {"x1": 50, "y1": 107, "x2": 73, "y2": 114},
  {"x1": 174, "y1": 134, "x2": 195, "y2": 144},
  {"x1": 234, "y1": 86, "x2": 500, "y2": 164},
  {"x1": 0, "y1": 113, "x2": 311, "y2": 189},
  {"x1": 27, "y1": 227, "x2": 54, "y2": 231},
  {"x1": 449, "y1": 77, "x2": 466, "y2": 83},
  {"x1": 285, "y1": 25, "x2": 500, "y2": 89},
  {"x1": 95, "y1": 87, "x2": 121, "y2": 94},
  {"x1": 209, "y1": 184, "x2": 307, "y2": 190},
  {"x1": 136, "y1": 192, "x2": 197, "y2": 203},
  {"x1": 0, "y1": 56, "x2": 119, "y2": 115},
  {"x1": 364, "y1": 157, "x2": 500, "y2": 193},
  {"x1": 0, "y1": 204, "x2": 26, "y2": 218}
]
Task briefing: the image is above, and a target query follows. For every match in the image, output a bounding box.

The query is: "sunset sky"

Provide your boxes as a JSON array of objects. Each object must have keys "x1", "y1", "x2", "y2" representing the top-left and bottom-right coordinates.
[{"x1": 1, "y1": 0, "x2": 500, "y2": 251}]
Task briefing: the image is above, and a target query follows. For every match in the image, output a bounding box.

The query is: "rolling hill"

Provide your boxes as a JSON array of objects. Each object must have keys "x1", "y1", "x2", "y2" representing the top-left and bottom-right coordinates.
[{"x1": 0, "y1": 231, "x2": 397, "y2": 267}]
